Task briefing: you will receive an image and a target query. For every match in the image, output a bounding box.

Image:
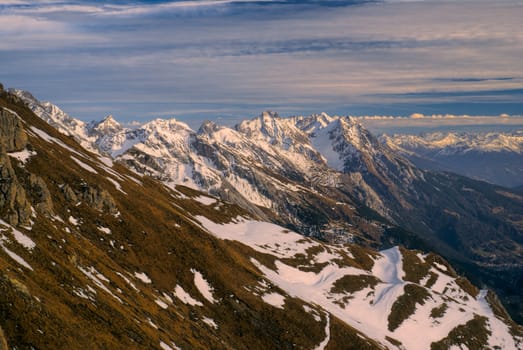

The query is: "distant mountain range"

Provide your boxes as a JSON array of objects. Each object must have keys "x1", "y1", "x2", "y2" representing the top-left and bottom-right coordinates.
[
  {"x1": 2, "y1": 85, "x2": 523, "y2": 349},
  {"x1": 382, "y1": 131, "x2": 523, "y2": 188}
]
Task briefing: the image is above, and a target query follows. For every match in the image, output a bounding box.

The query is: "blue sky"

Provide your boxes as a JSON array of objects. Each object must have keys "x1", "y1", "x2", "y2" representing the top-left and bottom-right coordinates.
[{"x1": 1, "y1": 0, "x2": 522, "y2": 128}]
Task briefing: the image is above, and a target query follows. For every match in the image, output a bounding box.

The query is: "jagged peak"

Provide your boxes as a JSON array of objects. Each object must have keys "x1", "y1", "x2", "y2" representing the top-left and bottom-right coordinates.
[
  {"x1": 260, "y1": 110, "x2": 280, "y2": 120},
  {"x1": 103, "y1": 114, "x2": 117, "y2": 123},
  {"x1": 90, "y1": 115, "x2": 123, "y2": 133},
  {"x1": 197, "y1": 120, "x2": 222, "y2": 135},
  {"x1": 141, "y1": 117, "x2": 193, "y2": 133},
  {"x1": 294, "y1": 112, "x2": 339, "y2": 134}
]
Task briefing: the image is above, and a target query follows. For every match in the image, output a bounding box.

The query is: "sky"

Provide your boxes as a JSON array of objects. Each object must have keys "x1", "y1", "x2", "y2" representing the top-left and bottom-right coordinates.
[{"x1": 1, "y1": 0, "x2": 523, "y2": 130}]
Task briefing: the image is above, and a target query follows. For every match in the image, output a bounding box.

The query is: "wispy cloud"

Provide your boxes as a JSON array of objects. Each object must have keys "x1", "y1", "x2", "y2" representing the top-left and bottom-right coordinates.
[{"x1": 1, "y1": 0, "x2": 522, "y2": 124}]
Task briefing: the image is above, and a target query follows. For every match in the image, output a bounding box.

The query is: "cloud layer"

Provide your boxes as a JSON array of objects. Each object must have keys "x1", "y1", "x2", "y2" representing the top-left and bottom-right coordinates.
[{"x1": 1, "y1": 0, "x2": 522, "y2": 126}]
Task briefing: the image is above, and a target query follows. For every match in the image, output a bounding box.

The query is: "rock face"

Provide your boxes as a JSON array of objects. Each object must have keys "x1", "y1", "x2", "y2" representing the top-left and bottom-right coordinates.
[
  {"x1": 0, "y1": 107, "x2": 28, "y2": 152},
  {"x1": 78, "y1": 184, "x2": 118, "y2": 214},
  {"x1": 28, "y1": 174, "x2": 54, "y2": 216},
  {"x1": 0, "y1": 108, "x2": 32, "y2": 225}
]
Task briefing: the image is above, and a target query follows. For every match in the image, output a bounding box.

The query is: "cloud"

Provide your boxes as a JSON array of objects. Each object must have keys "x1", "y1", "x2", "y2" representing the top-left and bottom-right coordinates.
[
  {"x1": 2, "y1": 1, "x2": 282, "y2": 17},
  {"x1": 1, "y1": 0, "x2": 522, "y2": 123},
  {"x1": 0, "y1": 15, "x2": 64, "y2": 33}
]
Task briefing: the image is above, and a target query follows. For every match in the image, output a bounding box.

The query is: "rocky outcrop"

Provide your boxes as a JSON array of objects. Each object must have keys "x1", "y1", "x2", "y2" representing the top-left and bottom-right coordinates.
[
  {"x1": 0, "y1": 108, "x2": 32, "y2": 225},
  {"x1": 62, "y1": 183, "x2": 118, "y2": 214},
  {"x1": 79, "y1": 184, "x2": 118, "y2": 214},
  {"x1": 28, "y1": 174, "x2": 54, "y2": 216},
  {"x1": 0, "y1": 147, "x2": 32, "y2": 226},
  {"x1": 0, "y1": 107, "x2": 28, "y2": 152}
]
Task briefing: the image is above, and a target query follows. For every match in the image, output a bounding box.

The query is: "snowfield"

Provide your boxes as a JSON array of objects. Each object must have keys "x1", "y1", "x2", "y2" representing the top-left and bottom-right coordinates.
[{"x1": 198, "y1": 216, "x2": 521, "y2": 350}]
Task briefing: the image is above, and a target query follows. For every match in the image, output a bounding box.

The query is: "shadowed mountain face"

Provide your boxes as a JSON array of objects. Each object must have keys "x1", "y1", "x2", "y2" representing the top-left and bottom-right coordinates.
[{"x1": 4, "y1": 86, "x2": 523, "y2": 330}]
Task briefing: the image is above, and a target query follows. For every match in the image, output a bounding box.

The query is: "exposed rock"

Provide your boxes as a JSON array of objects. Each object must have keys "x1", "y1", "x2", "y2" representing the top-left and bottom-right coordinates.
[
  {"x1": 28, "y1": 174, "x2": 54, "y2": 216},
  {"x1": 62, "y1": 182, "x2": 117, "y2": 214},
  {"x1": 0, "y1": 107, "x2": 28, "y2": 152},
  {"x1": 61, "y1": 184, "x2": 78, "y2": 203},
  {"x1": 79, "y1": 184, "x2": 118, "y2": 214},
  {"x1": 0, "y1": 146, "x2": 32, "y2": 226}
]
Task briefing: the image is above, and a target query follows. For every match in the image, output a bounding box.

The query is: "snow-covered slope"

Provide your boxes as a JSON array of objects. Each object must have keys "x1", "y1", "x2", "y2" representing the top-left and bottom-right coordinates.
[{"x1": 197, "y1": 216, "x2": 522, "y2": 350}]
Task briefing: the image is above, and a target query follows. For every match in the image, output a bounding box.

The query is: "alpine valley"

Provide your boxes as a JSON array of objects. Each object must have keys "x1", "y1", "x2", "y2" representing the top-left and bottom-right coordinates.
[{"x1": 1, "y1": 85, "x2": 523, "y2": 349}]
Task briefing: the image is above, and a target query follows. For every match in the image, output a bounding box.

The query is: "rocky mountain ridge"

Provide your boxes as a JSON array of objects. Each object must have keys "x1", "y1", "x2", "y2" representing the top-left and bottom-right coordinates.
[{"x1": 1, "y1": 85, "x2": 522, "y2": 349}]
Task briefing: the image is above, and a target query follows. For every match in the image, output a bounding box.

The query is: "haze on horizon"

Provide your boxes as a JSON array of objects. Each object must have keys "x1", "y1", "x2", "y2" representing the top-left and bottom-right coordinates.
[{"x1": 1, "y1": 0, "x2": 522, "y2": 130}]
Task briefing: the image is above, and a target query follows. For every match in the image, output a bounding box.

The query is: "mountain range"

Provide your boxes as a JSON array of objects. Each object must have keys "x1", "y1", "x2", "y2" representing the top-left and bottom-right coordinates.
[
  {"x1": 1, "y1": 85, "x2": 523, "y2": 348},
  {"x1": 382, "y1": 131, "x2": 523, "y2": 189}
]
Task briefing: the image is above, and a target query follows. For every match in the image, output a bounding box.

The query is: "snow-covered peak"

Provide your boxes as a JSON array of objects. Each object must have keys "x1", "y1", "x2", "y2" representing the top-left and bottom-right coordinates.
[
  {"x1": 294, "y1": 112, "x2": 338, "y2": 134},
  {"x1": 261, "y1": 110, "x2": 280, "y2": 121},
  {"x1": 336, "y1": 117, "x2": 376, "y2": 150},
  {"x1": 197, "y1": 120, "x2": 221, "y2": 135},
  {"x1": 141, "y1": 117, "x2": 193, "y2": 135},
  {"x1": 88, "y1": 115, "x2": 124, "y2": 137},
  {"x1": 236, "y1": 111, "x2": 310, "y2": 149},
  {"x1": 9, "y1": 88, "x2": 98, "y2": 152},
  {"x1": 10, "y1": 89, "x2": 86, "y2": 133},
  {"x1": 197, "y1": 121, "x2": 246, "y2": 146},
  {"x1": 385, "y1": 131, "x2": 523, "y2": 155}
]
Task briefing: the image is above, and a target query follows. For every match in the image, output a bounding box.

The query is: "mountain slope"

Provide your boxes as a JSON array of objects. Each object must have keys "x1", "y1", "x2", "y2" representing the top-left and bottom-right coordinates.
[
  {"x1": 2, "y1": 86, "x2": 523, "y2": 348},
  {"x1": 10, "y1": 88, "x2": 523, "y2": 325}
]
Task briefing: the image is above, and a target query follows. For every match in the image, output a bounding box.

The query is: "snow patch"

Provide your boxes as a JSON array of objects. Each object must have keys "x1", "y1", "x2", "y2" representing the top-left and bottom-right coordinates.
[
  {"x1": 29, "y1": 126, "x2": 84, "y2": 157},
  {"x1": 193, "y1": 195, "x2": 217, "y2": 206},
  {"x1": 261, "y1": 292, "x2": 286, "y2": 309},
  {"x1": 192, "y1": 269, "x2": 217, "y2": 303},
  {"x1": 174, "y1": 285, "x2": 203, "y2": 306},
  {"x1": 78, "y1": 266, "x2": 122, "y2": 303},
  {"x1": 0, "y1": 243, "x2": 33, "y2": 270},
  {"x1": 107, "y1": 177, "x2": 126, "y2": 194},
  {"x1": 202, "y1": 316, "x2": 218, "y2": 329},
  {"x1": 116, "y1": 272, "x2": 139, "y2": 291},
  {"x1": 0, "y1": 220, "x2": 36, "y2": 250},
  {"x1": 160, "y1": 341, "x2": 182, "y2": 350},
  {"x1": 97, "y1": 226, "x2": 111, "y2": 235},
  {"x1": 314, "y1": 313, "x2": 331, "y2": 350},
  {"x1": 68, "y1": 216, "x2": 79, "y2": 226},
  {"x1": 8, "y1": 149, "x2": 37, "y2": 164},
  {"x1": 134, "y1": 272, "x2": 152, "y2": 284},
  {"x1": 155, "y1": 298, "x2": 169, "y2": 309},
  {"x1": 98, "y1": 156, "x2": 113, "y2": 167},
  {"x1": 71, "y1": 156, "x2": 97, "y2": 173},
  {"x1": 303, "y1": 305, "x2": 322, "y2": 322},
  {"x1": 196, "y1": 215, "x2": 320, "y2": 259}
]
